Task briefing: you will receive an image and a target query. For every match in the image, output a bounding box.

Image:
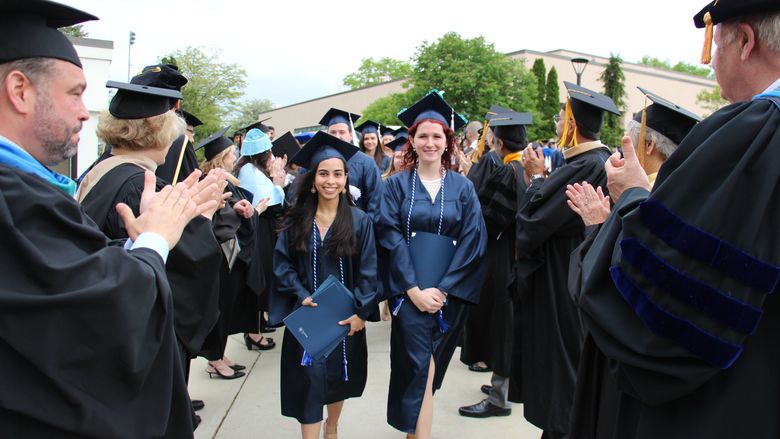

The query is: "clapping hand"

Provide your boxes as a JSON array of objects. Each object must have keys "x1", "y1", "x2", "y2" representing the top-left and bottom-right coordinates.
[
  {"x1": 606, "y1": 136, "x2": 652, "y2": 203},
  {"x1": 232, "y1": 199, "x2": 254, "y2": 218},
  {"x1": 566, "y1": 182, "x2": 611, "y2": 226}
]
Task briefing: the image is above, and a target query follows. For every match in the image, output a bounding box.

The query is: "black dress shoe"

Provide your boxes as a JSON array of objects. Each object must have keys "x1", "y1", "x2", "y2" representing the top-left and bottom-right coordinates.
[
  {"x1": 192, "y1": 399, "x2": 205, "y2": 411},
  {"x1": 480, "y1": 384, "x2": 492, "y2": 396},
  {"x1": 468, "y1": 363, "x2": 492, "y2": 372},
  {"x1": 193, "y1": 414, "x2": 201, "y2": 430},
  {"x1": 244, "y1": 333, "x2": 276, "y2": 351},
  {"x1": 229, "y1": 363, "x2": 246, "y2": 371},
  {"x1": 458, "y1": 399, "x2": 511, "y2": 418},
  {"x1": 260, "y1": 326, "x2": 276, "y2": 333}
]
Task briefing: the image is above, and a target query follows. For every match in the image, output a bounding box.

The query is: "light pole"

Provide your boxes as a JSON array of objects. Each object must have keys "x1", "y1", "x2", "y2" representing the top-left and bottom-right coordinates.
[
  {"x1": 571, "y1": 57, "x2": 589, "y2": 86},
  {"x1": 127, "y1": 31, "x2": 136, "y2": 81}
]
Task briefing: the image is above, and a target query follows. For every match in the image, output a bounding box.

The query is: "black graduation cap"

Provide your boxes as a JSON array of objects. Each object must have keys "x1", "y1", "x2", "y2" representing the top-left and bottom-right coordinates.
[
  {"x1": 694, "y1": 0, "x2": 780, "y2": 28},
  {"x1": 392, "y1": 127, "x2": 408, "y2": 137},
  {"x1": 243, "y1": 118, "x2": 272, "y2": 134},
  {"x1": 397, "y1": 90, "x2": 467, "y2": 130},
  {"x1": 0, "y1": 0, "x2": 98, "y2": 67},
  {"x1": 380, "y1": 125, "x2": 396, "y2": 136},
  {"x1": 290, "y1": 131, "x2": 357, "y2": 170},
  {"x1": 271, "y1": 131, "x2": 301, "y2": 159},
  {"x1": 633, "y1": 87, "x2": 702, "y2": 145},
  {"x1": 106, "y1": 80, "x2": 183, "y2": 120},
  {"x1": 195, "y1": 126, "x2": 233, "y2": 161},
  {"x1": 319, "y1": 108, "x2": 361, "y2": 127},
  {"x1": 355, "y1": 120, "x2": 381, "y2": 135},
  {"x1": 564, "y1": 81, "x2": 621, "y2": 135},
  {"x1": 490, "y1": 112, "x2": 533, "y2": 147},
  {"x1": 179, "y1": 110, "x2": 203, "y2": 127},
  {"x1": 485, "y1": 104, "x2": 514, "y2": 120},
  {"x1": 131, "y1": 64, "x2": 188, "y2": 91},
  {"x1": 386, "y1": 131, "x2": 409, "y2": 152}
]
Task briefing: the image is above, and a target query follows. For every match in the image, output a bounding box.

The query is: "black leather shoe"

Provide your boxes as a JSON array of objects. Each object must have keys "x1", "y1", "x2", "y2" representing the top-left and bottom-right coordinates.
[
  {"x1": 480, "y1": 384, "x2": 492, "y2": 396},
  {"x1": 229, "y1": 363, "x2": 246, "y2": 371},
  {"x1": 468, "y1": 363, "x2": 492, "y2": 372},
  {"x1": 192, "y1": 399, "x2": 205, "y2": 411},
  {"x1": 458, "y1": 399, "x2": 511, "y2": 418},
  {"x1": 193, "y1": 414, "x2": 201, "y2": 430}
]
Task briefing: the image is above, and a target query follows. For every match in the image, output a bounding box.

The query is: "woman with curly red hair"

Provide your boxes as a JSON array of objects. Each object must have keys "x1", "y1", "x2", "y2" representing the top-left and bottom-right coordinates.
[{"x1": 378, "y1": 91, "x2": 487, "y2": 438}]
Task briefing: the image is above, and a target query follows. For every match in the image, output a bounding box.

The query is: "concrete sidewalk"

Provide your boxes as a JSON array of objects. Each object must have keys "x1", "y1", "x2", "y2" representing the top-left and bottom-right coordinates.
[{"x1": 191, "y1": 320, "x2": 542, "y2": 439}]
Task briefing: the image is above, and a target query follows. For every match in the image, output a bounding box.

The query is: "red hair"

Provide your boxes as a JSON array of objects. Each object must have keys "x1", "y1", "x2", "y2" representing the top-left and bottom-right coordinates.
[{"x1": 400, "y1": 119, "x2": 458, "y2": 171}]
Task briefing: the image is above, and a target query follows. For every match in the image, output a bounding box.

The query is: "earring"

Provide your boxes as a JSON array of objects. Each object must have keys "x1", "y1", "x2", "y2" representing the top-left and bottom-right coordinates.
[
  {"x1": 342, "y1": 188, "x2": 347, "y2": 194},
  {"x1": 310, "y1": 186, "x2": 316, "y2": 193}
]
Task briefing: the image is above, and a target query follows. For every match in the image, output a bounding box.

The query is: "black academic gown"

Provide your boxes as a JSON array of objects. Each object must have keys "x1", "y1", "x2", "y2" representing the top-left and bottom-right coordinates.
[
  {"x1": 80, "y1": 163, "x2": 221, "y2": 357},
  {"x1": 270, "y1": 207, "x2": 379, "y2": 424},
  {"x1": 380, "y1": 169, "x2": 488, "y2": 433},
  {"x1": 513, "y1": 145, "x2": 611, "y2": 436},
  {"x1": 156, "y1": 135, "x2": 199, "y2": 184},
  {"x1": 578, "y1": 94, "x2": 780, "y2": 439},
  {"x1": 0, "y1": 164, "x2": 193, "y2": 438},
  {"x1": 461, "y1": 154, "x2": 524, "y2": 377}
]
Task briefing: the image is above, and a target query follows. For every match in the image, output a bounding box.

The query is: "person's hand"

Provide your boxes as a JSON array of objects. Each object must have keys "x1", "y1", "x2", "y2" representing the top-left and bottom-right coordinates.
[
  {"x1": 566, "y1": 182, "x2": 611, "y2": 226},
  {"x1": 407, "y1": 286, "x2": 444, "y2": 313},
  {"x1": 381, "y1": 300, "x2": 392, "y2": 321},
  {"x1": 606, "y1": 136, "x2": 652, "y2": 203},
  {"x1": 254, "y1": 197, "x2": 270, "y2": 215},
  {"x1": 116, "y1": 173, "x2": 212, "y2": 248},
  {"x1": 522, "y1": 145, "x2": 545, "y2": 177},
  {"x1": 218, "y1": 191, "x2": 232, "y2": 210},
  {"x1": 233, "y1": 199, "x2": 254, "y2": 218},
  {"x1": 338, "y1": 314, "x2": 366, "y2": 336},
  {"x1": 270, "y1": 156, "x2": 287, "y2": 186},
  {"x1": 197, "y1": 169, "x2": 229, "y2": 218},
  {"x1": 457, "y1": 150, "x2": 472, "y2": 175},
  {"x1": 301, "y1": 296, "x2": 317, "y2": 307}
]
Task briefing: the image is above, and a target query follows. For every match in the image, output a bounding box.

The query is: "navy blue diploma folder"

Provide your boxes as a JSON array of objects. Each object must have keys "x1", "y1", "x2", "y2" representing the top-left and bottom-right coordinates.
[
  {"x1": 408, "y1": 231, "x2": 457, "y2": 289},
  {"x1": 283, "y1": 275, "x2": 355, "y2": 360}
]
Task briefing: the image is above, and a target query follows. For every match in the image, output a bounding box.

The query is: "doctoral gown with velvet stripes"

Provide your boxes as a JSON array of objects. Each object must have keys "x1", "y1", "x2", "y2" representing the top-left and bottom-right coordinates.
[
  {"x1": 379, "y1": 169, "x2": 487, "y2": 433},
  {"x1": 577, "y1": 91, "x2": 780, "y2": 439}
]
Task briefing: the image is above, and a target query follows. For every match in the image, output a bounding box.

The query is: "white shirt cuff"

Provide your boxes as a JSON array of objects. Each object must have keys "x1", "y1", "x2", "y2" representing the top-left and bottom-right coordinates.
[{"x1": 127, "y1": 232, "x2": 170, "y2": 263}]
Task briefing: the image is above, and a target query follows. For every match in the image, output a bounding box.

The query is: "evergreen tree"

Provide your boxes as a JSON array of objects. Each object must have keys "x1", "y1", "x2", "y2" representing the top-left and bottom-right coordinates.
[
  {"x1": 599, "y1": 54, "x2": 627, "y2": 148},
  {"x1": 531, "y1": 58, "x2": 547, "y2": 114},
  {"x1": 540, "y1": 67, "x2": 561, "y2": 141}
]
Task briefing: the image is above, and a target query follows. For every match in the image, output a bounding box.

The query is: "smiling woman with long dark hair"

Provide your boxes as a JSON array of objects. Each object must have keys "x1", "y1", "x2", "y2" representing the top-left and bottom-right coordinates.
[{"x1": 271, "y1": 132, "x2": 379, "y2": 439}]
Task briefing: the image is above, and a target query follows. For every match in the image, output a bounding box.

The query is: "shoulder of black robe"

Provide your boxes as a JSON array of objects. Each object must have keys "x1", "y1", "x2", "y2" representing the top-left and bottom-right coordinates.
[
  {"x1": 156, "y1": 134, "x2": 199, "y2": 184},
  {"x1": 0, "y1": 165, "x2": 192, "y2": 438},
  {"x1": 516, "y1": 148, "x2": 611, "y2": 259},
  {"x1": 580, "y1": 97, "x2": 780, "y2": 406},
  {"x1": 80, "y1": 166, "x2": 222, "y2": 354},
  {"x1": 466, "y1": 150, "x2": 500, "y2": 189},
  {"x1": 478, "y1": 160, "x2": 525, "y2": 238}
]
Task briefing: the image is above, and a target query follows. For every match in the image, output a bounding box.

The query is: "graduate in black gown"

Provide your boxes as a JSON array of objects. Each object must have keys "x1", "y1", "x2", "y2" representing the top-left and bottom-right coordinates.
[
  {"x1": 320, "y1": 108, "x2": 383, "y2": 221},
  {"x1": 77, "y1": 81, "x2": 225, "y2": 426},
  {"x1": 512, "y1": 82, "x2": 620, "y2": 439},
  {"x1": 565, "y1": 89, "x2": 700, "y2": 439},
  {"x1": 379, "y1": 91, "x2": 487, "y2": 438},
  {"x1": 459, "y1": 111, "x2": 532, "y2": 418},
  {"x1": 271, "y1": 132, "x2": 379, "y2": 439},
  {"x1": 0, "y1": 3, "x2": 216, "y2": 435},
  {"x1": 576, "y1": 3, "x2": 780, "y2": 437}
]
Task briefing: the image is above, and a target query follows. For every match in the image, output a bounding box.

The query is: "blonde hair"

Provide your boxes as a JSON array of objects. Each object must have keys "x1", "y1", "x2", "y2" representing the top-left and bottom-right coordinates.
[
  {"x1": 97, "y1": 110, "x2": 182, "y2": 151},
  {"x1": 200, "y1": 146, "x2": 234, "y2": 174}
]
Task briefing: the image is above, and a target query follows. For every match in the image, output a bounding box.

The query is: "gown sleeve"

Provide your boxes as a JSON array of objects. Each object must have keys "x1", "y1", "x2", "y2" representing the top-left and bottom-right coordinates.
[
  {"x1": 271, "y1": 229, "x2": 311, "y2": 325},
  {"x1": 352, "y1": 211, "x2": 380, "y2": 321},
  {"x1": 363, "y1": 159, "x2": 383, "y2": 223},
  {"x1": 436, "y1": 178, "x2": 488, "y2": 304},
  {"x1": 377, "y1": 175, "x2": 418, "y2": 298}
]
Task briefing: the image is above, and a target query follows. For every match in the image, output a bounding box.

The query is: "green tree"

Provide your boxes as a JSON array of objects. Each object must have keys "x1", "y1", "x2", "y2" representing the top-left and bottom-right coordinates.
[
  {"x1": 531, "y1": 58, "x2": 547, "y2": 114},
  {"x1": 160, "y1": 47, "x2": 247, "y2": 140},
  {"x1": 639, "y1": 55, "x2": 713, "y2": 79},
  {"x1": 59, "y1": 25, "x2": 88, "y2": 38},
  {"x1": 599, "y1": 54, "x2": 627, "y2": 148},
  {"x1": 360, "y1": 90, "x2": 419, "y2": 126},
  {"x1": 696, "y1": 85, "x2": 728, "y2": 116},
  {"x1": 409, "y1": 32, "x2": 538, "y2": 135},
  {"x1": 343, "y1": 57, "x2": 413, "y2": 90},
  {"x1": 228, "y1": 98, "x2": 275, "y2": 130},
  {"x1": 539, "y1": 67, "x2": 561, "y2": 141}
]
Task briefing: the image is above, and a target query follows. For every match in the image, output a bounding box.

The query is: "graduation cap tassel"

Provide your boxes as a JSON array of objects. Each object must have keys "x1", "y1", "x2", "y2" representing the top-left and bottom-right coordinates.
[
  {"x1": 170, "y1": 134, "x2": 189, "y2": 185},
  {"x1": 450, "y1": 110, "x2": 455, "y2": 132},
  {"x1": 341, "y1": 339, "x2": 349, "y2": 382},
  {"x1": 349, "y1": 113, "x2": 359, "y2": 147},
  {"x1": 701, "y1": 11, "x2": 714, "y2": 65},
  {"x1": 473, "y1": 119, "x2": 491, "y2": 163},
  {"x1": 300, "y1": 351, "x2": 313, "y2": 367},
  {"x1": 560, "y1": 98, "x2": 576, "y2": 148},
  {"x1": 436, "y1": 310, "x2": 449, "y2": 333},
  {"x1": 637, "y1": 97, "x2": 648, "y2": 169}
]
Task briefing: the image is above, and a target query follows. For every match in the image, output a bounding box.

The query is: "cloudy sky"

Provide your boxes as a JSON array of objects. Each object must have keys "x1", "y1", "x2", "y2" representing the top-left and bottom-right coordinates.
[{"x1": 67, "y1": 0, "x2": 709, "y2": 108}]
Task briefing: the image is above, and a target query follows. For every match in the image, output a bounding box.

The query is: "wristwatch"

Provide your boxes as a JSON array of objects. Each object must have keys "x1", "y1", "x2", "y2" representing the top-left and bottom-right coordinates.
[{"x1": 530, "y1": 173, "x2": 545, "y2": 181}]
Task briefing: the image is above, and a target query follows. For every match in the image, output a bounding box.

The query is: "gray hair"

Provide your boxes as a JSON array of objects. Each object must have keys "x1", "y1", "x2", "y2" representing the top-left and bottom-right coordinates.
[
  {"x1": 626, "y1": 119, "x2": 677, "y2": 160},
  {"x1": 720, "y1": 12, "x2": 780, "y2": 54},
  {"x1": 465, "y1": 121, "x2": 482, "y2": 134},
  {"x1": 0, "y1": 58, "x2": 57, "y2": 87}
]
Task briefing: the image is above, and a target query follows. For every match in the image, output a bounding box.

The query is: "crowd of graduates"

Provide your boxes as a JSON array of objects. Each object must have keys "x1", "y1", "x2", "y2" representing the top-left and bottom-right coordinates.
[{"x1": 1, "y1": 0, "x2": 780, "y2": 439}]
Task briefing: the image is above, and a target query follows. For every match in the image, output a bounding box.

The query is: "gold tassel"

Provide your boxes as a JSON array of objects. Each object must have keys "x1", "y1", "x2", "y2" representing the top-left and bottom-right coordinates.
[
  {"x1": 472, "y1": 119, "x2": 491, "y2": 163},
  {"x1": 701, "y1": 11, "x2": 714, "y2": 65},
  {"x1": 637, "y1": 97, "x2": 648, "y2": 170},
  {"x1": 559, "y1": 98, "x2": 577, "y2": 148}
]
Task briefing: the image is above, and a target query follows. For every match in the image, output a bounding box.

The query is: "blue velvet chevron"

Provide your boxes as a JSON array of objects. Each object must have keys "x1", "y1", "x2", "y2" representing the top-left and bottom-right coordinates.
[
  {"x1": 639, "y1": 200, "x2": 780, "y2": 294},
  {"x1": 610, "y1": 265, "x2": 742, "y2": 369},
  {"x1": 620, "y1": 238, "x2": 763, "y2": 335}
]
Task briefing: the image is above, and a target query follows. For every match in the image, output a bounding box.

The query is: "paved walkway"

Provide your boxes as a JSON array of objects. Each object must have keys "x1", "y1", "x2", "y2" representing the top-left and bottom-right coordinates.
[{"x1": 191, "y1": 320, "x2": 542, "y2": 439}]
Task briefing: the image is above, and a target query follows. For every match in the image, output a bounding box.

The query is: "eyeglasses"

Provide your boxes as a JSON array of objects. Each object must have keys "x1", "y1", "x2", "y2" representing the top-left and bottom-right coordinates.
[{"x1": 552, "y1": 115, "x2": 561, "y2": 123}]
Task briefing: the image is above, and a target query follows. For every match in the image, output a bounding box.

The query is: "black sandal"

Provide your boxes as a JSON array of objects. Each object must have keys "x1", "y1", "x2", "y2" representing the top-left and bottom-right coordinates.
[{"x1": 244, "y1": 333, "x2": 276, "y2": 351}]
